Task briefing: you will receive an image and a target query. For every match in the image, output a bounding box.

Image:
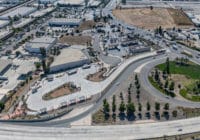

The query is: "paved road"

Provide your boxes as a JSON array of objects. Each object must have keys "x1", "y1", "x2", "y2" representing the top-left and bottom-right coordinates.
[
  {"x1": 93, "y1": 34, "x2": 121, "y2": 66},
  {"x1": 4, "y1": 52, "x2": 157, "y2": 127},
  {"x1": 139, "y1": 52, "x2": 200, "y2": 108},
  {"x1": 0, "y1": 116, "x2": 200, "y2": 139},
  {"x1": 0, "y1": 0, "x2": 35, "y2": 16}
]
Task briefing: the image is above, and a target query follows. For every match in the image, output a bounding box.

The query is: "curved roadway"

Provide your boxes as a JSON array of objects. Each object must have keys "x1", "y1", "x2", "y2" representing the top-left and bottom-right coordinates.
[{"x1": 140, "y1": 53, "x2": 200, "y2": 108}]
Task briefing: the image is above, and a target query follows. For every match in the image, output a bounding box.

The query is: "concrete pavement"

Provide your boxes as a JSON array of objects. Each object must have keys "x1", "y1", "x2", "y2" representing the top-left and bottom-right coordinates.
[
  {"x1": 0, "y1": 116, "x2": 200, "y2": 139},
  {"x1": 26, "y1": 51, "x2": 156, "y2": 112}
]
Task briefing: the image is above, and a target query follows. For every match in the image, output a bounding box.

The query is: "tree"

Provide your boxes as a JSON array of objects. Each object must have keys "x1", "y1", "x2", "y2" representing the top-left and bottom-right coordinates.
[
  {"x1": 138, "y1": 103, "x2": 142, "y2": 112},
  {"x1": 103, "y1": 99, "x2": 110, "y2": 114},
  {"x1": 136, "y1": 89, "x2": 140, "y2": 94},
  {"x1": 165, "y1": 57, "x2": 170, "y2": 74},
  {"x1": 119, "y1": 101, "x2": 126, "y2": 114},
  {"x1": 172, "y1": 110, "x2": 177, "y2": 117},
  {"x1": 40, "y1": 47, "x2": 46, "y2": 58},
  {"x1": 41, "y1": 59, "x2": 49, "y2": 74},
  {"x1": 0, "y1": 102, "x2": 4, "y2": 111},
  {"x1": 169, "y1": 81, "x2": 175, "y2": 91},
  {"x1": 146, "y1": 102, "x2": 151, "y2": 111},
  {"x1": 15, "y1": 51, "x2": 21, "y2": 57},
  {"x1": 112, "y1": 95, "x2": 116, "y2": 113},
  {"x1": 35, "y1": 62, "x2": 41, "y2": 70},
  {"x1": 135, "y1": 74, "x2": 138, "y2": 81},
  {"x1": 120, "y1": 92, "x2": 123, "y2": 100},
  {"x1": 164, "y1": 103, "x2": 169, "y2": 110},
  {"x1": 164, "y1": 80, "x2": 169, "y2": 89},
  {"x1": 158, "y1": 26, "x2": 163, "y2": 36},
  {"x1": 128, "y1": 94, "x2": 131, "y2": 103},
  {"x1": 126, "y1": 102, "x2": 135, "y2": 116},
  {"x1": 154, "y1": 69, "x2": 160, "y2": 82},
  {"x1": 155, "y1": 102, "x2": 160, "y2": 111}
]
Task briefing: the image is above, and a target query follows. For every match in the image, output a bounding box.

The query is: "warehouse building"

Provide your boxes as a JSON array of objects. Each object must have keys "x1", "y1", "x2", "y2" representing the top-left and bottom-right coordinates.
[
  {"x1": 0, "y1": 59, "x2": 12, "y2": 76},
  {"x1": 25, "y1": 37, "x2": 57, "y2": 53},
  {"x1": 129, "y1": 45, "x2": 151, "y2": 54},
  {"x1": 57, "y1": 0, "x2": 84, "y2": 7},
  {"x1": 0, "y1": 7, "x2": 37, "y2": 20},
  {"x1": 50, "y1": 48, "x2": 90, "y2": 73},
  {"x1": 49, "y1": 18, "x2": 82, "y2": 27},
  {"x1": 38, "y1": 0, "x2": 57, "y2": 4}
]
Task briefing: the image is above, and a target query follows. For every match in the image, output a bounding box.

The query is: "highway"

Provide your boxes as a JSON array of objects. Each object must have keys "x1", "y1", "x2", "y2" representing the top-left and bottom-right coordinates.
[
  {"x1": 0, "y1": 116, "x2": 200, "y2": 139},
  {"x1": 0, "y1": 0, "x2": 35, "y2": 16},
  {"x1": 0, "y1": 0, "x2": 200, "y2": 139}
]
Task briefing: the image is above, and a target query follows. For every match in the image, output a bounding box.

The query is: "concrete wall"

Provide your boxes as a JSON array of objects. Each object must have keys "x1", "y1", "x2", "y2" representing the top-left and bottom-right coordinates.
[{"x1": 50, "y1": 59, "x2": 90, "y2": 73}]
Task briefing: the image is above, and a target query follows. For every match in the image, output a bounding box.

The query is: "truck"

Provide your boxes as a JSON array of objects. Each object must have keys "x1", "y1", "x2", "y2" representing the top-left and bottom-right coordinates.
[
  {"x1": 156, "y1": 49, "x2": 166, "y2": 54},
  {"x1": 181, "y1": 50, "x2": 193, "y2": 58}
]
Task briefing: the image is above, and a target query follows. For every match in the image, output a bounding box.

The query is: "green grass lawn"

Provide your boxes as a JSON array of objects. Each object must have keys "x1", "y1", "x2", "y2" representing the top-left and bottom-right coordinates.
[
  {"x1": 156, "y1": 61, "x2": 200, "y2": 101},
  {"x1": 148, "y1": 77, "x2": 175, "y2": 97},
  {"x1": 156, "y1": 61, "x2": 200, "y2": 79},
  {"x1": 180, "y1": 89, "x2": 200, "y2": 102}
]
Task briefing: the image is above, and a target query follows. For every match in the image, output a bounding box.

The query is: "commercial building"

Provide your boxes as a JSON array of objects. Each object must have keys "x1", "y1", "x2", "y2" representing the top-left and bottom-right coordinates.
[
  {"x1": 0, "y1": 59, "x2": 12, "y2": 76},
  {"x1": 88, "y1": 1, "x2": 101, "y2": 8},
  {"x1": 49, "y1": 18, "x2": 82, "y2": 27},
  {"x1": 50, "y1": 48, "x2": 90, "y2": 73},
  {"x1": 129, "y1": 45, "x2": 151, "y2": 54},
  {"x1": 0, "y1": 7, "x2": 37, "y2": 20},
  {"x1": 38, "y1": 0, "x2": 57, "y2": 4},
  {"x1": 57, "y1": 0, "x2": 84, "y2": 7},
  {"x1": 25, "y1": 37, "x2": 57, "y2": 53}
]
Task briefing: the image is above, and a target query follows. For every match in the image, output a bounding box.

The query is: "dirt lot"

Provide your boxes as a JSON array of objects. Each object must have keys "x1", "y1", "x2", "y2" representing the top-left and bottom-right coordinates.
[
  {"x1": 77, "y1": 20, "x2": 96, "y2": 31},
  {"x1": 43, "y1": 83, "x2": 80, "y2": 100},
  {"x1": 87, "y1": 68, "x2": 107, "y2": 82},
  {"x1": 59, "y1": 35, "x2": 92, "y2": 46},
  {"x1": 113, "y1": 8, "x2": 193, "y2": 29}
]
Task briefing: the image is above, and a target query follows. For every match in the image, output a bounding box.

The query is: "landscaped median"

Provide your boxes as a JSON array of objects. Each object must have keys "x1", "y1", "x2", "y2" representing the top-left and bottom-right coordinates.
[
  {"x1": 149, "y1": 57, "x2": 200, "y2": 101},
  {"x1": 42, "y1": 82, "x2": 80, "y2": 100}
]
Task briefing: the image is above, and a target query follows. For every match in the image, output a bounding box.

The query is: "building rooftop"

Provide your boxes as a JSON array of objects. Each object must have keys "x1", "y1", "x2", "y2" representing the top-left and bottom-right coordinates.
[
  {"x1": 51, "y1": 48, "x2": 88, "y2": 67},
  {"x1": 0, "y1": 59, "x2": 12, "y2": 74},
  {"x1": 30, "y1": 36, "x2": 56, "y2": 44},
  {"x1": 0, "y1": 20, "x2": 9, "y2": 27},
  {"x1": 26, "y1": 36, "x2": 57, "y2": 49},
  {"x1": 49, "y1": 18, "x2": 82, "y2": 23},
  {"x1": 0, "y1": 7, "x2": 36, "y2": 19},
  {"x1": 58, "y1": 0, "x2": 84, "y2": 5}
]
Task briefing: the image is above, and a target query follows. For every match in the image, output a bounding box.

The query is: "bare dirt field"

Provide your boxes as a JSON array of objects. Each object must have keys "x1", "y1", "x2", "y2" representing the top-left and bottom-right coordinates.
[
  {"x1": 77, "y1": 20, "x2": 96, "y2": 31},
  {"x1": 113, "y1": 8, "x2": 193, "y2": 29},
  {"x1": 43, "y1": 83, "x2": 80, "y2": 100},
  {"x1": 87, "y1": 67, "x2": 107, "y2": 82},
  {"x1": 59, "y1": 35, "x2": 92, "y2": 46}
]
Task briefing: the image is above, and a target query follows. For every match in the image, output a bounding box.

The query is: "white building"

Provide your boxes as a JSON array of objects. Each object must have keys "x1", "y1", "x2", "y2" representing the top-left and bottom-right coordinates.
[
  {"x1": 49, "y1": 18, "x2": 82, "y2": 27},
  {"x1": 57, "y1": 0, "x2": 84, "y2": 6},
  {"x1": 38, "y1": 0, "x2": 57, "y2": 4},
  {"x1": 25, "y1": 37, "x2": 57, "y2": 53},
  {"x1": 0, "y1": 59, "x2": 12, "y2": 76},
  {"x1": 0, "y1": 20, "x2": 9, "y2": 28},
  {"x1": 50, "y1": 48, "x2": 90, "y2": 73},
  {"x1": 0, "y1": 7, "x2": 37, "y2": 20}
]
